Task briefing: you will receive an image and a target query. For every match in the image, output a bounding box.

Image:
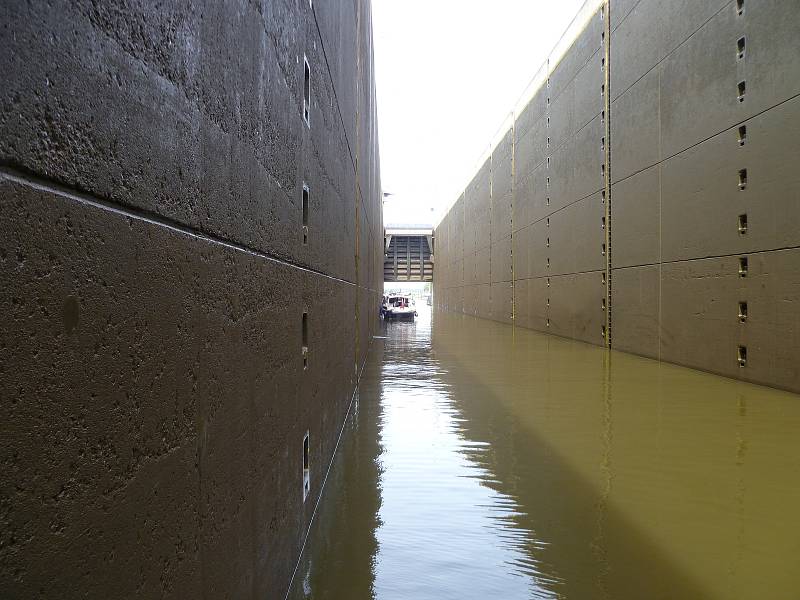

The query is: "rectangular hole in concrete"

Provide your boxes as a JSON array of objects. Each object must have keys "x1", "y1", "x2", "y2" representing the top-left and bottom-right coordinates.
[
  {"x1": 547, "y1": 277, "x2": 551, "y2": 287},
  {"x1": 736, "y1": 0, "x2": 744, "y2": 15},
  {"x1": 738, "y1": 125, "x2": 747, "y2": 146},
  {"x1": 738, "y1": 168, "x2": 747, "y2": 190},
  {"x1": 602, "y1": 297, "x2": 606, "y2": 310},
  {"x1": 547, "y1": 297, "x2": 550, "y2": 306},
  {"x1": 302, "y1": 183, "x2": 309, "y2": 244},
  {"x1": 547, "y1": 196, "x2": 550, "y2": 206},
  {"x1": 738, "y1": 301, "x2": 748, "y2": 323},
  {"x1": 303, "y1": 431, "x2": 310, "y2": 501},
  {"x1": 302, "y1": 311, "x2": 309, "y2": 369},
  {"x1": 601, "y1": 243, "x2": 606, "y2": 256},
  {"x1": 602, "y1": 272, "x2": 606, "y2": 285},
  {"x1": 737, "y1": 345, "x2": 747, "y2": 367},
  {"x1": 303, "y1": 56, "x2": 311, "y2": 126},
  {"x1": 738, "y1": 213, "x2": 748, "y2": 234},
  {"x1": 737, "y1": 37, "x2": 746, "y2": 60},
  {"x1": 737, "y1": 80, "x2": 746, "y2": 102},
  {"x1": 546, "y1": 318, "x2": 551, "y2": 327},
  {"x1": 601, "y1": 216, "x2": 606, "y2": 229},
  {"x1": 602, "y1": 324, "x2": 607, "y2": 338},
  {"x1": 546, "y1": 236, "x2": 550, "y2": 247},
  {"x1": 739, "y1": 256, "x2": 748, "y2": 277}
]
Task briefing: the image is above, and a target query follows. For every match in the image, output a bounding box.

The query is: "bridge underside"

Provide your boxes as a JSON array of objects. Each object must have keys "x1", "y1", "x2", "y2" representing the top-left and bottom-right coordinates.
[{"x1": 384, "y1": 234, "x2": 433, "y2": 282}]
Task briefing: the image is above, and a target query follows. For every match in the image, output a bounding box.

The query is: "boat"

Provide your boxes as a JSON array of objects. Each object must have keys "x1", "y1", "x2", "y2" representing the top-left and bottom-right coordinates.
[{"x1": 382, "y1": 294, "x2": 417, "y2": 320}]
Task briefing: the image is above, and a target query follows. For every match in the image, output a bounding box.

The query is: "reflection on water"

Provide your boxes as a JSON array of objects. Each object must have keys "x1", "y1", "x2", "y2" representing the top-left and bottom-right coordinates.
[{"x1": 288, "y1": 308, "x2": 800, "y2": 600}]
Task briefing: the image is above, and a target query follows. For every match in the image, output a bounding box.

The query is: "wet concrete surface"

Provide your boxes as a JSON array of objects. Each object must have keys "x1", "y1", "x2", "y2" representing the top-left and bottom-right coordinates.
[{"x1": 289, "y1": 306, "x2": 800, "y2": 600}]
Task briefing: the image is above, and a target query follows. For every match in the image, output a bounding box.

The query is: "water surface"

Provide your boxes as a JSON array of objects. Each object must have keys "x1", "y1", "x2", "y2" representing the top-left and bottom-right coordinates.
[{"x1": 289, "y1": 308, "x2": 800, "y2": 600}]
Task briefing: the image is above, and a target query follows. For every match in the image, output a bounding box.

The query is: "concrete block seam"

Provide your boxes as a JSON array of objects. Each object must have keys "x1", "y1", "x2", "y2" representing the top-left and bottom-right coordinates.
[
  {"x1": 610, "y1": 90, "x2": 800, "y2": 188},
  {"x1": 610, "y1": 0, "x2": 732, "y2": 103},
  {"x1": 0, "y1": 167, "x2": 361, "y2": 288}
]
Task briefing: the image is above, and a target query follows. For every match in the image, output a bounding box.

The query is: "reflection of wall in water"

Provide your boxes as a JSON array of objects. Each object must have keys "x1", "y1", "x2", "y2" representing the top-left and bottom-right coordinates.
[
  {"x1": 431, "y1": 312, "x2": 800, "y2": 600},
  {"x1": 433, "y1": 0, "x2": 800, "y2": 394}
]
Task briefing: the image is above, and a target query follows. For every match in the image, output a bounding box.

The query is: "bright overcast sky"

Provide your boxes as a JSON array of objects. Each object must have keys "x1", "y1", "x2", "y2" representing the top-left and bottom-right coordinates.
[{"x1": 373, "y1": 0, "x2": 588, "y2": 227}]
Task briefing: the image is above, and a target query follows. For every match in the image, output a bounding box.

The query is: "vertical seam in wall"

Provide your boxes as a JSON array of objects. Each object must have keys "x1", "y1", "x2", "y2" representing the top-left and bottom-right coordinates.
[
  {"x1": 604, "y1": 0, "x2": 613, "y2": 348},
  {"x1": 354, "y1": 0, "x2": 361, "y2": 378},
  {"x1": 511, "y1": 120, "x2": 516, "y2": 323},
  {"x1": 657, "y1": 59, "x2": 663, "y2": 361},
  {"x1": 489, "y1": 153, "x2": 493, "y2": 319}
]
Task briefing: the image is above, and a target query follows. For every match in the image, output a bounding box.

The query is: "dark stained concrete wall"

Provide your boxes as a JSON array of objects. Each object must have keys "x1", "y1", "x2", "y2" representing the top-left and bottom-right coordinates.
[
  {"x1": 0, "y1": 1, "x2": 382, "y2": 598},
  {"x1": 435, "y1": 0, "x2": 800, "y2": 394}
]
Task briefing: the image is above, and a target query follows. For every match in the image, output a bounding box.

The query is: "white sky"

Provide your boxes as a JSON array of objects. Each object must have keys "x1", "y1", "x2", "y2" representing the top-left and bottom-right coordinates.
[{"x1": 373, "y1": 0, "x2": 588, "y2": 227}]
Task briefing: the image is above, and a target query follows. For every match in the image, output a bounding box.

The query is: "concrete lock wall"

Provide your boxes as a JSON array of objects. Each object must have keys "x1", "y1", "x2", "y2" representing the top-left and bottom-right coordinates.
[
  {"x1": 435, "y1": 0, "x2": 800, "y2": 394},
  {"x1": 0, "y1": 1, "x2": 382, "y2": 598}
]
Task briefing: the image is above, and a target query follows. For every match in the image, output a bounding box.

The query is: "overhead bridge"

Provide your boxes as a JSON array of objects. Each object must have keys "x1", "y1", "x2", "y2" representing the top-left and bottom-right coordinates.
[{"x1": 384, "y1": 225, "x2": 434, "y2": 282}]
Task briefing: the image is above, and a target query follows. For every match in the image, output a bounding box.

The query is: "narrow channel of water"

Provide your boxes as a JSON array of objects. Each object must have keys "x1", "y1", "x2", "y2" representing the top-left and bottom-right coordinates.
[{"x1": 288, "y1": 307, "x2": 800, "y2": 600}]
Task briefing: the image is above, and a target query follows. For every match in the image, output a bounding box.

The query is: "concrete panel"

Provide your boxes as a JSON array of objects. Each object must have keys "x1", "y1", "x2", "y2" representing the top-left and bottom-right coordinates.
[
  {"x1": 659, "y1": 6, "x2": 747, "y2": 158},
  {"x1": 524, "y1": 163, "x2": 554, "y2": 223},
  {"x1": 572, "y1": 193, "x2": 607, "y2": 274},
  {"x1": 513, "y1": 226, "x2": 531, "y2": 281},
  {"x1": 661, "y1": 97, "x2": 800, "y2": 262},
  {"x1": 612, "y1": 265, "x2": 661, "y2": 358},
  {"x1": 490, "y1": 282, "x2": 514, "y2": 324},
  {"x1": 549, "y1": 12, "x2": 603, "y2": 102},
  {"x1": 548, "y1": 208, "x2": 576, "y2": 276},
  {"x1": 514, "y1": 118, "x2": 549, "y2": 192},
  {"x1": 492, "y1": 130, "x2": 514, "y2": 203},
  {"x1": 612, "y1": 165, "x2": 660, "y2": 268},
  {"x1": 514, "y1": 278, "x2": 530, "y2": 329},
  {"x1": 660, "y1": 250, "x2": 800, "y2": 392},
  {"x1": 530, "y1": 220, "x2": 550, "y2": 278},
  {"x1": 745, "y1": 0, "x2": 800, "y2": 111},
  {"x1": 610, "y1": 66, "x2": 660, "y2": 181},
  {"x1": 548, "y1": 80, "x2": 575, "y2": 155},
  {"x1": 464, "y1": 251, "x2": 476, "y2": 286},
  {"x1": 573, "y1": 50, "x2": 605, "y2": 133},
  {"x1": 549, "y1": 115, "x2": 603, "y2": 212},
  {"x1": 514, "y1": 85, "x2": 548, "y2": 142},
  {"x1": 491, "y1": 238, "x2": 513, "y2": 283},
  {"x1": 477, "y1": 247, "x2": 491, "y2": 285},
  {"x1": 491, "y1": 191, "x2": 513, "y2": 248},
  {"x1": 548, "y1": 274, "x2": 576, "y2": 339},
  {"x1": 572, "y1": 271, "x2": 607, "y2": 346},
  {"x1": 610, "y1": 0, "x2": 642, "y2": 32},
  {"x1": 0, "y1": 175, "x2": 365, "y2": 597},
  {"x1": 477, "y1": 284, "x2": 492, "y2": 319},
  {"x1": 610, "y1": 0, "x2": 728, "y2": 100},
  {"x1": 529, "y1": 276, "x2": 550, "y2": 332}
]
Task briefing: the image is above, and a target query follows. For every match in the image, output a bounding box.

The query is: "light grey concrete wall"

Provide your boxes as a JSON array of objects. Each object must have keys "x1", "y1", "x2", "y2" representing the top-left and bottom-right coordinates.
[
  {"x1": 0, "y1": 0, "x2": 382, "y2": 597},
  {"x1": 434, "y1": 0, "x2": 800, "y2": 393}
]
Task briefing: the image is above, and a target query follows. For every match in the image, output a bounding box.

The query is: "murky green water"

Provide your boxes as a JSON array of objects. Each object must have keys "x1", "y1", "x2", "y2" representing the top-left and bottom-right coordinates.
[{"x1": 288, "y1": 308, "x2": 800, "y2": 600}]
